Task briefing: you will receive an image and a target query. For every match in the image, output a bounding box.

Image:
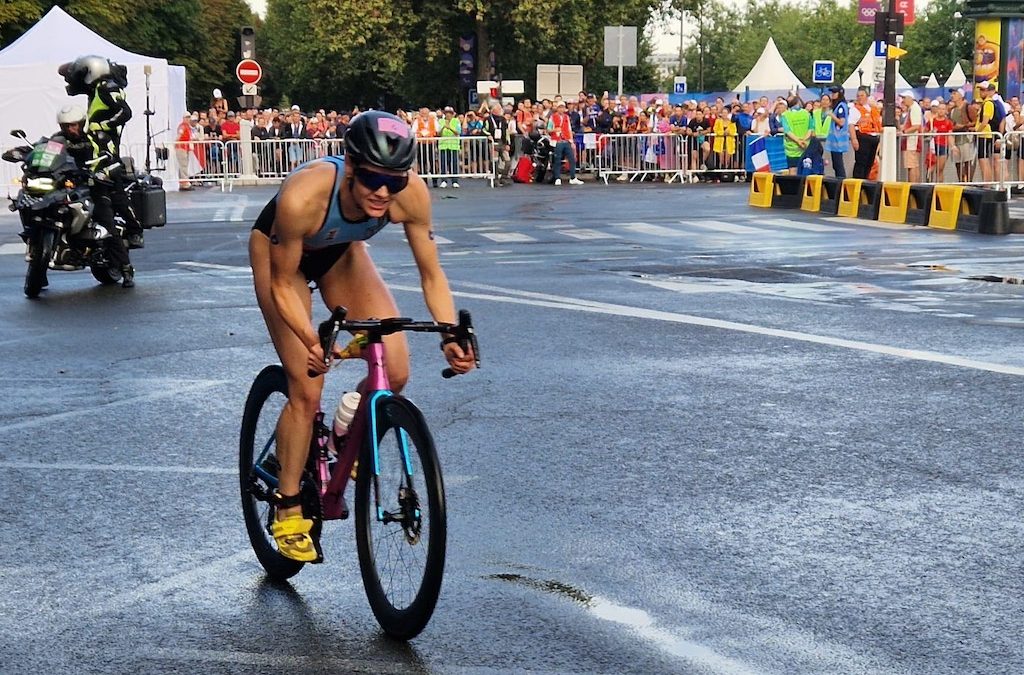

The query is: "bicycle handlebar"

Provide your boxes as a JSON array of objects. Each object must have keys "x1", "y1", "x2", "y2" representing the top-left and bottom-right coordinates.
[{"x1": 308, "y1": 306, "x2": 480, "y2": 379}]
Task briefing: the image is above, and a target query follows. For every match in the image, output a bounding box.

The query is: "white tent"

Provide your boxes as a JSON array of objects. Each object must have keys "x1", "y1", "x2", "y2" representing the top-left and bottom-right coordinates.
[
  {"x1": 0, "y1": 6, "x2": 187, "y2": 189},
  {"x1": 944, "y1": 62, "x2": 968, "y2": 89},
  {"x1": 925, "y1": 73, "x2": 940, "y2": 88},
  {"x1": 842, "y1": 44, "x2": 912, "y2": 92},
  {"x1": 732, "y1": 37, "x2": 806, "y2": 93}
]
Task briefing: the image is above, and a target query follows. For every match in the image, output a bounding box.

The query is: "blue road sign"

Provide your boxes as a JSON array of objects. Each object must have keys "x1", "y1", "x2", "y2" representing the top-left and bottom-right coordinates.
[
  {"x1": 468, "y1": 90, "x2": 479, "y2": 108},
  {"x1": 673, "y1": 76, "x2": 687, "y2": 95},
  {"x1": 813, "y1": 60, "x2": 835, "y2": 84}
]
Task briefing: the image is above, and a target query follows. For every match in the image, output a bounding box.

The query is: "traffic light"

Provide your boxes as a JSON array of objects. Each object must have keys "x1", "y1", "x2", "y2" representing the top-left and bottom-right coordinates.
[{"x1": 240, "y1": 26, "x2": 256, "y2": 60}]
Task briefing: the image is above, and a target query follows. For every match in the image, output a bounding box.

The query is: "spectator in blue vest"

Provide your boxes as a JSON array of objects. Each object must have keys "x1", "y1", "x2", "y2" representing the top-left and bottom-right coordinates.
[{"x1": 824, "y1": 86, "x2": 850, "y2": 177}]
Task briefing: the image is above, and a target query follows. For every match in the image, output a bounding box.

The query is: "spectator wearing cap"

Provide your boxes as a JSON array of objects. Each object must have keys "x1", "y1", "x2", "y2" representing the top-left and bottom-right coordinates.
[
  {"x1": 437, "y1": 106, "x2": 462, "y2": 188},
  {"x1": 825, "y1": 86, "x2": 849, "y2": 178},
  {"x1": 546, "y1": 101, "x2": 584, "y2": 185},
  {"x1": 751, "y1": 107, "x2": 771, "y2": 136}
]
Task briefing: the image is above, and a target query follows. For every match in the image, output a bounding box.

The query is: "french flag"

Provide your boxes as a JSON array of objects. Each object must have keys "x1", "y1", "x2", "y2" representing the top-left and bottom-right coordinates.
[{"x1": 749, "y1": 136, "x2": 770, "y2": 172}]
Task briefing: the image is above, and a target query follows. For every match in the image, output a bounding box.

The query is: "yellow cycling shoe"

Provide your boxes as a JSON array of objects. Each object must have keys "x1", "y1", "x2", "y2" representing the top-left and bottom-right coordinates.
[{"x1": 271, "y1": 513, "x2": 317, "y2": 562}]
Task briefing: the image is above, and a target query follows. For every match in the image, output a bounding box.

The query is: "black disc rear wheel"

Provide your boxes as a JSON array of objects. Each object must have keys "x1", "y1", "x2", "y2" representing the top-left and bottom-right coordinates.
[
  {"x1": 239, "y1": 364, "x2": 321, "y2": 581},
  {"x1": 355, "y1": 396, "x2": 447, "y2": 640}
]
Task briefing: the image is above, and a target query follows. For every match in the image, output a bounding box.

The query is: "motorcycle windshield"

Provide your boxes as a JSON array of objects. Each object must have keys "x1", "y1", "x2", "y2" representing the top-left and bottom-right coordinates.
[{"x1": 27, "y1": 139, "x2": 70, "y2": 174}]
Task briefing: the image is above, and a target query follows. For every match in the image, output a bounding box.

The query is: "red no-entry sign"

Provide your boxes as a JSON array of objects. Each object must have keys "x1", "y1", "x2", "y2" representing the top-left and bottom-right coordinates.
[{"x1": 236, "y1": 59, "x2": 263, "y2": 85}]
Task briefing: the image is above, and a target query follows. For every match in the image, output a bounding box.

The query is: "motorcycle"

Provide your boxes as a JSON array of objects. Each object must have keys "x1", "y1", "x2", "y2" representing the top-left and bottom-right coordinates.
[{"x1": 3, "y1": 129, "x2": 128, "y2": 298}]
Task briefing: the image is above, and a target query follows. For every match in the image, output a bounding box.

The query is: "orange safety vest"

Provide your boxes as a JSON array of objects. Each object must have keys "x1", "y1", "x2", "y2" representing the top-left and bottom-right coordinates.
[
  {"x1": 854, "y1": 102, "x2": 881, "y2": 134},
  {"x1": 413, "y1": 117, "x2": 437, "y2": 138}
]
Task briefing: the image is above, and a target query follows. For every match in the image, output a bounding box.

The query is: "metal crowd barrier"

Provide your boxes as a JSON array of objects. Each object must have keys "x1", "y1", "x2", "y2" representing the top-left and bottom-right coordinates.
[
  {"x1": 596, "y1": 133, "x2": 688, "y2": 183},
  {"x1": 125, "y1": 140, "x2": 228, "y2": 191},
  {"x1": 414, "y1": 136, "x2": 495, "y2": 186},
  {"x1": 224, "y1": 139, "x2": 323, "y2": 185},
  {"x1": 894, "y1": 130, "x2": 1007, "y2": 188}
]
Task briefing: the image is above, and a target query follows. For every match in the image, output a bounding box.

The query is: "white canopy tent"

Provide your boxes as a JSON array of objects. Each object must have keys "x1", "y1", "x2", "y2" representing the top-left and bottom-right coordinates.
[
  {"x1": 732, "y1": 37, "x2": 806, "y2": 93},
  {"x1": 0, "y1": 6, "x2": 187, "y2": 189},
  {"x1": 925, "y1": 73, "x2": 941, "y2": 88},
  {"x1": 841, "y1": 44, "x2": 912, "y2": 92},
  {"x1": 944, "y1": 62, "x2": 968, "y2": 89}
]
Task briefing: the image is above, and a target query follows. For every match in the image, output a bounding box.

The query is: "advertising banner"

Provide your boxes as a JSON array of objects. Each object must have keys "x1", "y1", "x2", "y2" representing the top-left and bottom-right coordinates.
[{"x1": 974, "y1": 18, "x2": 1001, "y2": 87}]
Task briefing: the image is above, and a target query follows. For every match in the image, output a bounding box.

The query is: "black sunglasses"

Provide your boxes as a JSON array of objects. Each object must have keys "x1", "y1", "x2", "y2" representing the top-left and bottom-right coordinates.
[{"x1": 353, "y1": 165, "x2": 409, "y2": 194}]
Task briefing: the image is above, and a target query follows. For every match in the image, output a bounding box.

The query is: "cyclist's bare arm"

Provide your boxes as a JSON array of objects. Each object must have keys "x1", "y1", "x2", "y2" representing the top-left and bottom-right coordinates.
[
  {"x1": 392, "y1": 179, "x2": 475, "y2": 373},
  {"x1": 269, "y1": 166, "x2": 332, "y2": 351},
  {"x1": 392, "y1": 178, "x2": 457, "y2": 327}
]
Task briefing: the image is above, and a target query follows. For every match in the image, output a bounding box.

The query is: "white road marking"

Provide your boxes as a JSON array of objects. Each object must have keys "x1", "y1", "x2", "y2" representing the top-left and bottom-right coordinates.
[
  {"x1": 73, "y1": 550, "x2": 253, "y2": 619},
  {"x1": 618, "y1": 222, "x2": 693, "y2": 237},
  {"x1": 557, "y1": 228, "x2": 620, "y2": 240},
  {"x1": 0, "y1": 243, "x2": 25, "y2": 255},
  {"x1": 0, "y1": 461, "x2": 235, "y2": 475},
  {"x1": 176, "y1": 261, "x2": 250, "y2": 272},
  {"x1": 390, "y1": 281, "x2": 1024, "y2": 377},
  {"x1": 0, "y1": 380, "x2": 228, "y2": 433},
  {"x1": 432, "y1": 234, "x2": 453, "y2": 244},
  {"x1": 479, "y1": 232, "x2": 537, "y2": 242},
  {"x1": 682, "y1": 220, "x2": 763, "y2": 234},
  {"x1": 466, "y1": 226, "x2": 502, "y2": 231},
  {"x1": 758, "y1": 218, "x2": 847, "y2": 233},
  {"x1": 230, "y1": 205, "x2": 245, "y2": 221}
]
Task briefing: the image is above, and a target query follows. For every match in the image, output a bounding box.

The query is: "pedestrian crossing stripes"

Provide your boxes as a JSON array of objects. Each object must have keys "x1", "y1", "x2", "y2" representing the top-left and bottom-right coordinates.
[
  {"x1": 479, "y1": 232, "x2": 537, "y2": 242},
  {"x1": 557, "y1": 228, "x2": 620, "y2": 240},
  {"x1": 617, "y1": 222, "x2": 693, "y2": 237},
  {"x1": 756, "y1": 218, "x2": 847, "y2": 233},
  {"x1": 681, "y1": 220, "x2": 763, "y2": 234}
]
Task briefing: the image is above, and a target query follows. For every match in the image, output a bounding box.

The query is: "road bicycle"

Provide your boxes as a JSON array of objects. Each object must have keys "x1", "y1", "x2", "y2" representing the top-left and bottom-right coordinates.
[{"x1": 239, "y1": 306, "x2": 479, "y2": 639}]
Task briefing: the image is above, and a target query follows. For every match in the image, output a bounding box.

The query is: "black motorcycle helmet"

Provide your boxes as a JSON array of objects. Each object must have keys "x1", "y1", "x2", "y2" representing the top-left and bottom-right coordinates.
[{"x1": 343, "y1": 111, "x2": 416, "y2": 171}]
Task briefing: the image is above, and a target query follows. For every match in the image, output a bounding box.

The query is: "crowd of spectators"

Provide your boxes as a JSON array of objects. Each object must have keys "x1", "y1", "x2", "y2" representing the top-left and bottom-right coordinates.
[{"x1": 172, "y1": 85, "x2": 1024, "y2": 188}]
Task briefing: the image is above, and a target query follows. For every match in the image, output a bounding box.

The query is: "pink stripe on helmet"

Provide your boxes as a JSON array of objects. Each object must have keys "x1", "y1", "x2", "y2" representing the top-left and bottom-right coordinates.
[{"x1": 377, "y1": 118, "x2": 410, "y2": 137}]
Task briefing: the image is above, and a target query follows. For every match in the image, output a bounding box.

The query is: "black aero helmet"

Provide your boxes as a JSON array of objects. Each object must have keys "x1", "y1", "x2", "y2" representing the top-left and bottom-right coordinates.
[{"x1": 344, "y1": 111, "x2": 416, "y2": 171}]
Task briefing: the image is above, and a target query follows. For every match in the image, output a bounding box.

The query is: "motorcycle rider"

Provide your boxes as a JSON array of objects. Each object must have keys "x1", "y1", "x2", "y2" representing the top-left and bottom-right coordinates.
[
  {"x1": 49, "y1": 104, "x2": 134, "y2": 288},
  {"x1": 58, "y1": 55, "x2": 141, "y2": 287}
]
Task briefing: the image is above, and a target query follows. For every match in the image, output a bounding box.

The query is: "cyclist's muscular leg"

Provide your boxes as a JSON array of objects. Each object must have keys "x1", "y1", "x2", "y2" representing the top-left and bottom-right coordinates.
[
  {"x1": 319, "y1": 241, "x2": 410, "y2": 392},
  {"x1": 250, "y1": 231, "x2": 322, "y2": 518}
]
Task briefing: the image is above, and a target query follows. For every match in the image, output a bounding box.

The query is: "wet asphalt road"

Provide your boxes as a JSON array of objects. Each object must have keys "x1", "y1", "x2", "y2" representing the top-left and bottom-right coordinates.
[{"x1": 0, "y1": 180, "x2": 1022, "y2": 674}]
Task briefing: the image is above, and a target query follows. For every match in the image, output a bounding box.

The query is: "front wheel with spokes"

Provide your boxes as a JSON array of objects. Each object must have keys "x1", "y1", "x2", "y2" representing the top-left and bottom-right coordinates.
[{"x1": 355, "y1": 395, "x2": 447, "y2": 640}]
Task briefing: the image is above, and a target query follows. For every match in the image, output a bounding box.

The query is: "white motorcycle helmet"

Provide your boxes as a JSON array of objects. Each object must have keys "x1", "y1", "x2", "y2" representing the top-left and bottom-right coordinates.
[
  {"x1": 58, "y1": 55, "x2": 112, "y2": 95},
  {"x1": 57, "y1": 104, "x2": 87, "y2": 134}
]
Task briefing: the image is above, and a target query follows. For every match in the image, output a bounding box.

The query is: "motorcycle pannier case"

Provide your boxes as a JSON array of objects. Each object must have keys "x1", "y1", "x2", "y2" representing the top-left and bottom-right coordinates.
[{"x1": 132, "y1": 184, "x2": 166, "y2": 229}]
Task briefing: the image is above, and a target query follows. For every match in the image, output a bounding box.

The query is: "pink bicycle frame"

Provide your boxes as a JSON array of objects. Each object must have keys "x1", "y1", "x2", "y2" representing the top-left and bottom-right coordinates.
[{"x1": 319, "y1": 339, "x2": 390, "y2": 520}]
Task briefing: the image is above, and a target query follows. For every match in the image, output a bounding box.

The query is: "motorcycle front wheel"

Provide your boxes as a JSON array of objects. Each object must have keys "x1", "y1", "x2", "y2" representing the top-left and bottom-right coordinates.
[{"x1": 24, "y1": 230, "x2": 55, "y2": 299}]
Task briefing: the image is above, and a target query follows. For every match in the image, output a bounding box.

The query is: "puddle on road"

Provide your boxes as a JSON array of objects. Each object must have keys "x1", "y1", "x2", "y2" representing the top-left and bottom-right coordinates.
[{"x1": 485, "y1": 572, "x2": 758, "y2": 674}]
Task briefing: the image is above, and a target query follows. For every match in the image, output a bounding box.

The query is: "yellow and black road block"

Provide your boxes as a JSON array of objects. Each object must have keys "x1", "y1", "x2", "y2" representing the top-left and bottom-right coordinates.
[
  {"x1": 878, "y1": 182, "x2": 911, "y2": 223},
  {"x1": 957, "y1": 188, "x2": 1010, "y2": 234},
  {"x1": 906, "y1": 184, "x2": 934, "y2": 226},
  {"x1": 770, "y1": 174, "x2": 805, "y2": 209},
  {"x1": 857, "y1": 180, "x2": 883, "y2": 220},
  {"x1": 837, "y1": 178, "x2": 863, "y2": 218},
  {"x1": 819, "y1": 177, "x2": 843, "y2": 215},
  {"x1": 928, "y1": 185, "x2": 964, "y2": 230},
  {"x1": 800, "y1": 175, "x2": 823, "y2": 212},
  {"x1": 749, "y1": 172, "x2": 774, "y2": 207}
]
